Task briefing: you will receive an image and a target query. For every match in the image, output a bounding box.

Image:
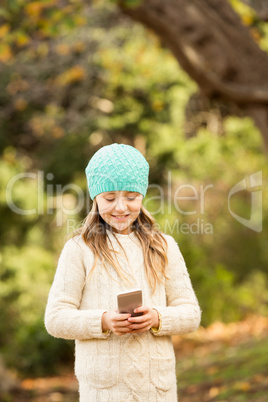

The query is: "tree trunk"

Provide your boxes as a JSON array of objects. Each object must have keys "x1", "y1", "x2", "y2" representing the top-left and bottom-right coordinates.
[
  {"x1": 119, "y1": 0, "x2": 268, "y2": 152},
  {"x1": 241, "y1": 0, "x2": 268, "y2": 21}
]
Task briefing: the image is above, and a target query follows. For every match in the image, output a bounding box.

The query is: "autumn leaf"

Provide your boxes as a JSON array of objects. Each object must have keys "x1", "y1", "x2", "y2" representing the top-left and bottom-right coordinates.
[
  {"x1": 52, "y1": 126, "x2": 64, "y2": 138},
  {"x1": 0, "y1": 43, "x2": 13, "y2": 62},
  {"x1": 25, "y1": 0, "x2": 57, "y2": 19},
  {"x1": 55, "y1": 43, "x2": 71, "y2": 56},
  {"x1": 56, "y1": 65, "x2": 86, "y2": 86},
  {"x1": 14, "y1": 97, "x2": 28, "y2": 111},
  {"x1": 16, "y1": 31, "x2": 31, "y2": 47},
  {"x1": 0, "y1": 23, "x2": 10, "y2": 38},
  {"x1": 234, "y1": 381, "x2": 251, "y2": 391}
]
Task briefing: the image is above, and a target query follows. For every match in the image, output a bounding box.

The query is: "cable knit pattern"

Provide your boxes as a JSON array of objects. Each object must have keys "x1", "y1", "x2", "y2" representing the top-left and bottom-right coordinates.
[
  {"x1": 45, "y1": 230, "x2": 201, "y2": 401},
  {"x1": 85, "y1": 144, "x2": 149, "y2": 199}
]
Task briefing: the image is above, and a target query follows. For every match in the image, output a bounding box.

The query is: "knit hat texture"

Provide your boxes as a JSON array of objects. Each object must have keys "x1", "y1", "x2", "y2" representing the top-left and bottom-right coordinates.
[{"x1": 85, "y1": 143, "x2": 149, "y2": 199}]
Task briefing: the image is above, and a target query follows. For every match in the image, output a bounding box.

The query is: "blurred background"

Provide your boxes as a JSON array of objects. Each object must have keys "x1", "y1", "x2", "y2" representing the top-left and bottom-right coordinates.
[{"x1": 0, "y1": 0, "x2": 268, "y2": 401}]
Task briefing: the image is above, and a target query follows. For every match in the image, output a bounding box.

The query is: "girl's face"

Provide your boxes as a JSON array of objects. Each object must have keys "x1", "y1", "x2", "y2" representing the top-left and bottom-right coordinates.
[{"x1": 95, "y1": 191, "x2": 143, "y2": 235}]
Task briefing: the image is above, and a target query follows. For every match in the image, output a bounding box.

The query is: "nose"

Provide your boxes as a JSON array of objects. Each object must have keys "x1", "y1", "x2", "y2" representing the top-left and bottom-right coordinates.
[{"x1": 114, "y1": 197, "x2": 127, "y2": 213}]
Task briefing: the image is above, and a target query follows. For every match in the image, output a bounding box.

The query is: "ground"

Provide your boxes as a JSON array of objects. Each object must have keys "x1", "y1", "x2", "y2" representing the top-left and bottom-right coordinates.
[{"x1": 3, "y1": 316, "x2": 268, "y2": 402}]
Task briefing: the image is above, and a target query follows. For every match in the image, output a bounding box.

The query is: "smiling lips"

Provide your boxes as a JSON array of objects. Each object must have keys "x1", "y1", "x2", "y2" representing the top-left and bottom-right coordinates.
[{"x1": 111, "y1": 214, "x2": 130, "y2": 220}]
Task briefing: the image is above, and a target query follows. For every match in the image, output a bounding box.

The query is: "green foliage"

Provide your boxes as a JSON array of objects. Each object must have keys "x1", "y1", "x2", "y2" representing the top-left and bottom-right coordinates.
[
  {"x1": 177, "y1": 336, "x2": 268, "y2": 400},
  {"x1": 12, "y1": 318, "x2": 74, "y2": 377},
  {"x1": 0, "y1": 154, "x2": 71, "y2": 375},
  {"x1": 144, "y1": 113, "x2": 268, "y2": 326},
  {"x1": 109, "y1": 0, "x2": 143, "y2": 6}
]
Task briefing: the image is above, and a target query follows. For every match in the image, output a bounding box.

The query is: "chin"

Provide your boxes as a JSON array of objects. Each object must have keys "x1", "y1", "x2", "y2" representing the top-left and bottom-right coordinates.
[
  {"x1": 111, "y1": 223, "x2": 131, "y2": 233},
  {"x1": 114, "y1": 224, "x2": 128, "y2": 232}
]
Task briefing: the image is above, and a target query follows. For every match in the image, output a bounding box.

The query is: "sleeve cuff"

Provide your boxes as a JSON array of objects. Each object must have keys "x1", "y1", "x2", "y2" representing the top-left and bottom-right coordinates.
[
  {"x1": 101, "y1": 311, "x2": 111, "y2": 338},
  {"x1": 102, "y1": 329, "x2": 111, "y2": 336},
  {"x1": 150, "y1": 308, "x2": 162, "y2": 334}
]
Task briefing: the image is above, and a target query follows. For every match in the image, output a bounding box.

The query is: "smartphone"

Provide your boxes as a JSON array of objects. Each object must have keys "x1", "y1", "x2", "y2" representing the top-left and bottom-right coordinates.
[{"x1": 117, "y1": 289, "x2": 143, "y2": 317}]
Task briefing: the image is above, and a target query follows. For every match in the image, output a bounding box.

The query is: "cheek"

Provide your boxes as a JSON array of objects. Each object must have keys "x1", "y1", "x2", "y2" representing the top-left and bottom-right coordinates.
[
  {"x1": 97, "y1": 204, "x2": 113, "y2": 218},
  {"x1": 130, "y1": 201, "x2": 142, "y2": 214}
]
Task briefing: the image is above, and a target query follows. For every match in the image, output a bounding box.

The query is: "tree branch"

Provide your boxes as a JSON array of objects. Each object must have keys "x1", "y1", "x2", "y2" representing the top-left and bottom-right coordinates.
[
  {"x1": 119, "y1": 0, "x2": 268, "y2": 152},
  {"x1": 240, "y1": 0, "x2": 268, "y2": 20}
]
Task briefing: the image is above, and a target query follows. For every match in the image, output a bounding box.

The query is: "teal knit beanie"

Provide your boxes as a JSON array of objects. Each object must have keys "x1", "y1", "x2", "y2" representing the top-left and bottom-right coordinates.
[{"x1": 85, "y1": 143, "x2": 149, "y2": 199}]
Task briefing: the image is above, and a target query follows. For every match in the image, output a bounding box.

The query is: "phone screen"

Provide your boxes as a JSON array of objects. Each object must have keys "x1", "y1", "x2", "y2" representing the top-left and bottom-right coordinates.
[{"x1": 117, "y1": 289, "x2": 143, "y2": 317}]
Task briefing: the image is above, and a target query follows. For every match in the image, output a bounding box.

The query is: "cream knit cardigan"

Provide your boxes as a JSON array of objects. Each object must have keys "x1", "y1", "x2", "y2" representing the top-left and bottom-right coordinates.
[{"x1": 45, "y1": 230, "x2": 201, "y2": 401}]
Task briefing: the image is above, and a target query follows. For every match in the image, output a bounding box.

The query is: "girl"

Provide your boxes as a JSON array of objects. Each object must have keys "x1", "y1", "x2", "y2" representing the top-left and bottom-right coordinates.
[{"x1": 45, "y1": 143, "x2": 201, "y2": 401}]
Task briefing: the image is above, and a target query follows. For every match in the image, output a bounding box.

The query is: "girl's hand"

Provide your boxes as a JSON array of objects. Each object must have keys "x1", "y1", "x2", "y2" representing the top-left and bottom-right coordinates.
[
  {"x1": 102, "y1": 311, "x2": 132, "y2": 336},
  {"x1": 127, "y1": 306, "x2": 159, "y2": 333}
]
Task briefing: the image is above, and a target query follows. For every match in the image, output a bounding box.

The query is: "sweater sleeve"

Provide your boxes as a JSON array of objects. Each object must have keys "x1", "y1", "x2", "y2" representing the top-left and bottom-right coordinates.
[
  {"x1": 44, "y1": 237, "x2": 110, "y2": 341},
  {"x1": 151, "y1": 235, "x2": 201, "y2": 336}
]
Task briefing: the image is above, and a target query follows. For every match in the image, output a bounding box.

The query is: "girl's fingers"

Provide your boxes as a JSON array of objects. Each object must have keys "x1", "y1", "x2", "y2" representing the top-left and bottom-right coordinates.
[
  {"x1": 113, "y1": 320, "x2": 131, "y2": 328},
  {"x1": 114, "y1": 313, "x2": 131, "y2": 321},
  {"x1": 128, "y1": 321, "x2": 150, "y2": 330},
  {"x1": 114, "y1": 327, "x2": 133, "y2": 336},
  {"x1": 133, "y1": 306, "x2": 148, "y2": 315},
  {"x1": 112, "y1": 313, "x2": 132, "y2": 329},
  {"x1": 110, "y1": 308, "x2": 156, "y2": 334},
  {"x1": 128, "y1": 314, "x2": 149, "y2": 323}
]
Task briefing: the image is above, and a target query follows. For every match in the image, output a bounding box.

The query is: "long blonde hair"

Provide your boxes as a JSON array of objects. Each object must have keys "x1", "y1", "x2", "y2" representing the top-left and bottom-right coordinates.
[{"x1": 73, "y1": 200, "x2": 169, "y2": 293}]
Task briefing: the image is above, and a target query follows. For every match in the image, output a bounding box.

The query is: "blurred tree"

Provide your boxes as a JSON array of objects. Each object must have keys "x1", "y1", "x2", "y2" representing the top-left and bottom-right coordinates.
[
  {"x1": 118, "y1": 0, "x2": 268, "y2": 152},
  {"x1": 241, "y1": 0, "x2": 268, "y2": 20},
  {"x1": 0, "y1": 0, "x2": 268, "y2": 375},
  {"x1": 2, "y1": 0, "x2": 268, "y2": 153}
]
